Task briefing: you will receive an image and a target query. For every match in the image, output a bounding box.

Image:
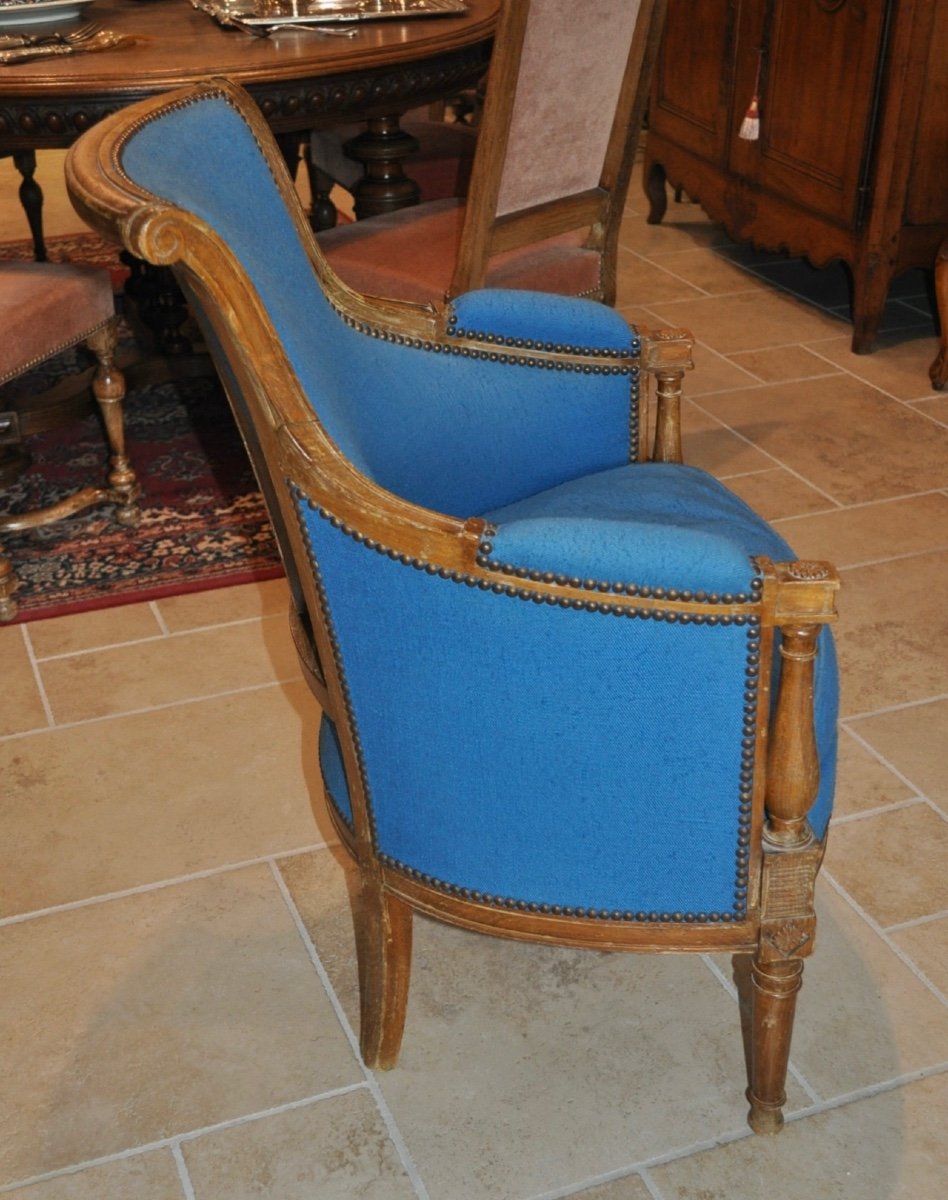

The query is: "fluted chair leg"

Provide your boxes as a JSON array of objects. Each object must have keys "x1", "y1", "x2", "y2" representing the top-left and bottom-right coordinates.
[
  {"x1": 746, "y1": 954, "x2": 804, "y2": 1134},
  {"x1": 0, "y1": 549, "x2": 17, "y2": 621},
  {"x1": 353, "y1": 877, "x2": 413, "y2": 1069}
]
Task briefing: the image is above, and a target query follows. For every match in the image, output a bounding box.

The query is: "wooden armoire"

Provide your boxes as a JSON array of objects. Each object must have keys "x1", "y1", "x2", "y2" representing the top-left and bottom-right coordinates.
[{"x1": 643, "y1": 0, "x2": 948, "y2": 353}]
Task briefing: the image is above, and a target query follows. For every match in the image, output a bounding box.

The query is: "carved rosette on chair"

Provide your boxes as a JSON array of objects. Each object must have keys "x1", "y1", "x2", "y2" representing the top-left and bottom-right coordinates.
[
  {"x1": 0, "y1": 263, "x2": 140, "y2": 621},
  {"x1": 66, "y1": 78, "x2": 839, "y2": 1134}
]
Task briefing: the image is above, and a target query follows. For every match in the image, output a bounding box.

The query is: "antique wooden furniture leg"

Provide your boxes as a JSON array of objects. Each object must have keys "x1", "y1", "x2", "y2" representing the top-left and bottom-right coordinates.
[
  {"x1": 746, "y1": 571, "x2": 837, "y2": 1134},
  {"x1": 353, "y1": 879, "x2": 413, "y2": 1069},
  {"x1": 342, "y1": 115, "x2": 422, "y2": 220},
  {"x1": 0, "y1": 318, "x2": 140, "y2": 619},
  {"x1": 0, "y1": 549, "x2": 16, "y2": 621},
  {"x1": 10, "y1": 151, "x2": 47, "y2": 262},
  {"x1": 930, "y1": 237, "x2": 948, "y2": 390}
]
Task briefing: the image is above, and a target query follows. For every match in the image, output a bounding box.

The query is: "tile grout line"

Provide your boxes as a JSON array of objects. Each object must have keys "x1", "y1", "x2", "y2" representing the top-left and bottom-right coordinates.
[
  {"x1": 149, "y1": 599, "x2": 172, "y2": 637},
  {"x1": 820, "y1": 870, "x2": 948, "y2": 1008},
  {"x1": 268, "y1": 860, "x2": 433, "y2": 1200},
  {"x1": 18, "y1": 622, "x2": 54, "y2": 728},
  {"x1": 31, "y1": 611, "x2": 287, "y2": 663},
  {"x1": 0, "y1": 843, "x2": 333, "y2": 928},
  {"x1": 170, "y1": 1144, "x2": 197, "y2": 1200},
  {"x1": 0, "y1": 1083, "x2": 369, "y2": 1196},
  {"x1": 885, "y1": 907, "x2": 948, "y2": 933},
  {"x1": 0, "y1": 676, "x2": 303, "y2": 742},
  {"x1": 772, "y1": 484, "x2": 948, "y2": 520},
  {"x1": 830, "y1": 796, "x2": 927, "y2": 827}
]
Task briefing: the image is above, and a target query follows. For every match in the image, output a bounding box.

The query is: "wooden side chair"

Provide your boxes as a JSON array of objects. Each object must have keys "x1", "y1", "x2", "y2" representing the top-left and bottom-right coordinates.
[
  {"x1": 67, "y1": 77, "x2": 840, "y2": 1134},
  {"x1": 0, "y1": 263, "x2": 139, "y2": 620},
  {"x1": 318, "y1": 0, "x2": 668, "y2": 306}
]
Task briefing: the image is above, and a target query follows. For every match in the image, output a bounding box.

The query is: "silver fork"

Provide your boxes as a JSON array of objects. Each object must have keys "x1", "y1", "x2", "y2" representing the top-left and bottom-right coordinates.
[{"x1": 0, "y1": 21, "x2": 102, "y2": 50}]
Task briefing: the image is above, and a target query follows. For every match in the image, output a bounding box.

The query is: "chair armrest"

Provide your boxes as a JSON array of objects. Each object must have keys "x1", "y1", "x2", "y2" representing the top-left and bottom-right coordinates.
[{"x1": 446, "y1": 288, "x2": 639, "y2": 358}]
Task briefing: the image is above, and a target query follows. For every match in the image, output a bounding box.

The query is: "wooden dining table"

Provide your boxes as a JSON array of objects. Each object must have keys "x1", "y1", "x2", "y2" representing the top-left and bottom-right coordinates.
[{"x1": 0, "y1": 0, "x2": 498, "y2": 250}]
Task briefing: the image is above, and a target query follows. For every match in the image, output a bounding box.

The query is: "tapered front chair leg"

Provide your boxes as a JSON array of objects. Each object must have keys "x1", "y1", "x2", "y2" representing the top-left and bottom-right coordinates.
[
  {"x1": 747, "y1": 955, "x2": 804, "y2": 1134},
  {"x1": 352, "y1": 878, "x2": 413, "y2": 1069}
]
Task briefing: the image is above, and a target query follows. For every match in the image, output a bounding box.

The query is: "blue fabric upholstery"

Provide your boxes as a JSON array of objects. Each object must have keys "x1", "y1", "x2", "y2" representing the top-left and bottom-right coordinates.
[
  {"x1": 311, "y1": 460, "x2": 837, "y2": 913},
  {"x1": 119, "y1": 87, "x2": 838, "y2": 919},
  {"x1": 121, "y1": 98, "x2": 640, "y2": 516}
]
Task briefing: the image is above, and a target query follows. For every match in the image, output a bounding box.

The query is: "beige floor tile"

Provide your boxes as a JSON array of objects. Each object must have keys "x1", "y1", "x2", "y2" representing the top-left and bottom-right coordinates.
[
  {"x1": 722, "y1": 468, "x2": 832, "y2": 522},
  {"x1": 37, "y1": 615, "x2": 301, "y2": 723},
  {"x1": 728, "y1": 344, "x2": 844, "y2": 384},
  {"x1": 848, "y1": 698, "x2": 948, "y2": 806},
  {"x1": 833, "y1": 551, "x2": 948, "y2": 716},
  {"x1": 696, "y1": 378, "x2": 948, "y2": 505},
  {"x1": 0, "y1": 681, "x2": 326, "y2": 916},
  {"x1": 279, "y1": 851, "x2": 805, "y2": 1200},
  {"x1": 645, "y1": 290, "x2": 847, "y2": 356},
  {"x1": 773, "y1": 492, "x2": 948, "y2": 568},
  {"x1": 615, "y1": 248, "x2": 706, "y2": 306},
  {"x1": 155, "y1": 578, "x2": 290, "y2": 634},
  {"x1": 832, "y1": 732, "x2": 917, "y2": 819},
  {"x1": 650, "y1": 1072, "x2": 948, "y2": 1200},
  {"x1": 0, "y1": 1152, "x2": 183, "y2": 1199},
  {"x1": 908, "y1": 394, "x2": 948, "y2": 425},
  {"x1": 679, "y1": 401, "x2": 776, "y2": 478},
  {"x1": 182, "y1": 1090, "x2": 415, "y2": 1200},
  {"x1": 0, "y1": 624, "x2": 47, "y2": 736},
  {"x1": 26, "y1": 603, "x2": 164, "y2": 659},
  {"x1": 643, "y1": 247, "x2": 764, "y2": 296},
  {"x1": 787, "y1": 885, "x2": 948, "y2": 1097},
  {"x1": 890, "y1": 917, "x2": 948, "y2": 996},
  {"x1": 685, "y1": 346, "x2": 761, "y2": 397},
  {"x1": 0, "y1": 867, "x2": 359, "y2": 1186},
  {"x1": 808, "y1": 330, "x2": 943, "y2": 402},
  {"x1": 823, "y1": 804, "x2": 948, "y2": 928}
]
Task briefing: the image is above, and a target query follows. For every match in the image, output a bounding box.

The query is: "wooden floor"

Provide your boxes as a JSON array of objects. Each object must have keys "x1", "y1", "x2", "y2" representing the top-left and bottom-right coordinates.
[{"x1": 1, "y1": 152, "x2": 946, "y2": 1200}]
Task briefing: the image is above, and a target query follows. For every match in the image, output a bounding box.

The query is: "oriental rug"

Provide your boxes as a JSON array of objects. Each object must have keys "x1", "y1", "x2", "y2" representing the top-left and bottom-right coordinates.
[{"x1": 1, "y1": 235, "x2": 283, "y2": 624}]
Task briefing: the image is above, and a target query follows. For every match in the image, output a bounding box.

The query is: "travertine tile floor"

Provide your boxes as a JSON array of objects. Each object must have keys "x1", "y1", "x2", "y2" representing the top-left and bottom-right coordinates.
[{"x1": 1, "y1": 154, "x2": 946, "y2": 1199}]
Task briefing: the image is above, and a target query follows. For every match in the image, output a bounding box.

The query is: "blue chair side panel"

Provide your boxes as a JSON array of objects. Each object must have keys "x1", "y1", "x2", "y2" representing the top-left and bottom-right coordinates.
[{"x1": 304, "y1": 506, "x2": 763, "y2": 920}]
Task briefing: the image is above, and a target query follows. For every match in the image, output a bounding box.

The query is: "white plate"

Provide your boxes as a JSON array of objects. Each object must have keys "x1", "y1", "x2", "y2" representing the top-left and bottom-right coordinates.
[{"x1": 0, "y1": 0, "x2": 95, "y2": 30}]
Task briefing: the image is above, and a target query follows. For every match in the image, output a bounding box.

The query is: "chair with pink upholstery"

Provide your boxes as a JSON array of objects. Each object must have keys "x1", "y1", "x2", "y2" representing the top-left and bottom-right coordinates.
[
  {"x1": 318, "y1": 0, "x2": 667, "y2": 307},
  {"x1": 0, "y1": 263, "x2": 139, "y2": 620}
]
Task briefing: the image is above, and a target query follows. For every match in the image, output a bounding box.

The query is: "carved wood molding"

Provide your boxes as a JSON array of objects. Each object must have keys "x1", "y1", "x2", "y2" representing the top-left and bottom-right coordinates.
[{"x1": 0, "y1": 45, "x2": 489, "y2": 149}]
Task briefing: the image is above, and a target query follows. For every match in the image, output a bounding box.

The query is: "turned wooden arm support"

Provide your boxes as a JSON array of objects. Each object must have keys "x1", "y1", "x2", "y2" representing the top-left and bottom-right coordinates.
[
  {"x1": 764, "y1": 561, "x2": 840, "y2": 850},
  {"x1": 640, "y1": 326, "x2": 694, "y2": 463}
]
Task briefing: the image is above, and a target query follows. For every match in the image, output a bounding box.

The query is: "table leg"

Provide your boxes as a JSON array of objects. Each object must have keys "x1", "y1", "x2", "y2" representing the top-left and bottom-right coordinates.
[
  {"x1": 11, "y1": 150, "x2": 46, "y2": 262},
  {"x1": 343, "y1": 115, "x2": 421, "y2": 220},
  {"x1": 930, "y1": 237, "x2": 948, "y2": 391}
]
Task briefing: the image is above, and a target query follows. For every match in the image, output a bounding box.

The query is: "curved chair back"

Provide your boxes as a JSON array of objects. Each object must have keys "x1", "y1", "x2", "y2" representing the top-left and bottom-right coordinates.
[{"x1": 66, "y1": 78, "x2": 839, "y2": 1137}]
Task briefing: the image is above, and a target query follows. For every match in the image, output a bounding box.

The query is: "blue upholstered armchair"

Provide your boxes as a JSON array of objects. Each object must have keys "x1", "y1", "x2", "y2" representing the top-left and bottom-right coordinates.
[{"x1": 66, "y1": 79, "x2": 839, "y2": 1135}]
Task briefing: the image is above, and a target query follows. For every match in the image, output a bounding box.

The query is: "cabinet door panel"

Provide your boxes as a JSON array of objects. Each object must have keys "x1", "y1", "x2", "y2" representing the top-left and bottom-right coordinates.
[
  {"x1": 648, "y1": 0, "x2": 736, "y2": 164},
  {"x1": 731, "y1": 0, "x2": 888, "y2": 225}
]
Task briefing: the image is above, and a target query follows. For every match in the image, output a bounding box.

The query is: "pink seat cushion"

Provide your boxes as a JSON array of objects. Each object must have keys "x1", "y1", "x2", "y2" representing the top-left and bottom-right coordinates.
[
  {"x1": 319, "y1": 198, "x2": 602, "y2": 305},
  {"x1": 0, "y1": 262, "x2": 114, "y2": 384}
]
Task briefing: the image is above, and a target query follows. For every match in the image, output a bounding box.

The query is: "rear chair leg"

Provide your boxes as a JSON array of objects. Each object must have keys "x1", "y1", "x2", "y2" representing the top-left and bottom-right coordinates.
[{"x1": 352, "y1": 876, "x2": 413, "y2": 1069}]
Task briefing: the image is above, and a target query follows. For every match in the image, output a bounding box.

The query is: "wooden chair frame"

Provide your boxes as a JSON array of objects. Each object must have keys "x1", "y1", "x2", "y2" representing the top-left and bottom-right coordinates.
[
  {"x1": 67, "y1": 78, "x2": 838, "y2": 1135},
  {"x1": 448, "y1": 0, "x2": 667, "y2": 303}
]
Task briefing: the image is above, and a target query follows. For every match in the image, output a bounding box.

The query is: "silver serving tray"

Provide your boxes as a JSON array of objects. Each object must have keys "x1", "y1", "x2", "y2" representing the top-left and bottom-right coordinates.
[{"x1": 199, "y1": 0, "x2": 466, "y2": 27}]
